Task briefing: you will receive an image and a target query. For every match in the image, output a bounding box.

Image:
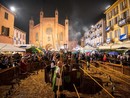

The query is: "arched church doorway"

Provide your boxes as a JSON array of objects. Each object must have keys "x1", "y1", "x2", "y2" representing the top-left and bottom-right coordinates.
[{"x1": 45, "y1": 44, "x2": 53, "y2": 50}]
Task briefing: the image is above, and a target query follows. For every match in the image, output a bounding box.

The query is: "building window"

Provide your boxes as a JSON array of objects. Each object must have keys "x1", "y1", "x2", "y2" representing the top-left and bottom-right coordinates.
[
  {"x1": 16, "y1": 32, "x2": 18, "y2": 37},
  {"x1": 115, "y1": 30, "x2": 119, "y2": 38},
  {"x1": 118, "y1": 29, "x2": 121, "y2": 38},
  {"x1": 57, "y1": 34, "x2": 59, "y2": 39},
  {"x1": 1, "y1": 26, "x2": 9, "y2": 36},
  {"x1": 23, "y1": 35, "x2": 24, "y2": 40},
  {"x1": 60, "y1": 32, "x2": 63, "y2": 41},
  {"x1": 108, "y1": 11, "x2": 112, "y2": 19},
  {"x1": 114, "y1": 17, "x2": 118, "y2": 25},
  {"x1": 46, "y1": 28, "x2": 52, "y2": 35},
  {"x1": 117, "y1": 16, "x2": 120, "y2": 22},
  {"x1": 106, "y1": 14, "x2": 108, "y2": 20},
  {"x1": 112, "y1": 9, "x2": 115, "y2": 16},
  {"x1": 4, "y1": 12, "x2": 8, "y2": 20},
  {"x1": 124, "y1": 26, "x2": 128, "y2": 36},
  {"x1": 109, "y1": 21, "x2": 111, "y2": 26},
  {"x1": 48, "y1": 36, "x2": 50, "y2": 41},
  {"x1": 36, "y1": 33, "x2": 38, "y2": 41},
  {"x1": 121, "y1": 10, "x2": 129, "y2": 19},
  {"x1": 16, "y1": 40, "x2": 18, "y2": 44},
  {"x1": 115, "y1": 6, "x2": 118, "y2": 15},
  {"x1": 110, "y1": 32, "x2": 112, "y2": 39},
  {"x1": 120, "y1": 0, "x2": 127, "y2": 11}
]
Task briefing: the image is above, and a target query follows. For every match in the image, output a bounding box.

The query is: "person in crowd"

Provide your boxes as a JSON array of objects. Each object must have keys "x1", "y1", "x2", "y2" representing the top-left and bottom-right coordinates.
[
  {"x1": 52, "y1": 61, "x2": 64, "y2": 98},
  {"x1": 120, "y1": 54, "x2": 123, "y2": 65},
  {"x1": 51, "y1": 60, "x2": 56, "y2": 84},
  {"x1": 103, "y1": 53, "x2": 107, "y2": 62},
  {"x1": 20, "y1": 57, "x2": 28, "y2": 73},
  {"x1": 86, "y1": 54, "x2": 90, "y2": 70}
]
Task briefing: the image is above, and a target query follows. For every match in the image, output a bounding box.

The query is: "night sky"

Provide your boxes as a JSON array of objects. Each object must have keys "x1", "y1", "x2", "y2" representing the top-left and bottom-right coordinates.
[{"x1": 0, "y1": 0, "x2": 116, "y2": 43}]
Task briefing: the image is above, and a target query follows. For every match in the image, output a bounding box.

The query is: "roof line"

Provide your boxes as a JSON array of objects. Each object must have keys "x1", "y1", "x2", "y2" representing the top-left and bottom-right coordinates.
[
  {"x1": 0, "y1": 3, "x2": 16, "y2": 16},
  {"x1": 104, "y1": 0, "x2": 121, "y2": 14}
]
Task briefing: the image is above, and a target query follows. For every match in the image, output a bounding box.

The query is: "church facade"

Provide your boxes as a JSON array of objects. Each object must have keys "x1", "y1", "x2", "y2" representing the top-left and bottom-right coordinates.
[{"x1": 29, "y1": 9, "x2": 69, "y2": 50}]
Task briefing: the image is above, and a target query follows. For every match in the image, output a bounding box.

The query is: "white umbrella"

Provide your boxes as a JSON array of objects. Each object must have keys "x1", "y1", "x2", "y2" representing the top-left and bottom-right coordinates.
[{"x1": 0, "y1": 43, "x2": 25, "y2": 52}]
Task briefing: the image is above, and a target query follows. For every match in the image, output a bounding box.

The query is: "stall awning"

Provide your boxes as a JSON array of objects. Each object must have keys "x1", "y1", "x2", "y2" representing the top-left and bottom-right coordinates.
[
  {"x1": 111, "y1": 44, "x2": 122, "y2": 49},
  {"x1": 0, "y1": 43, "x2": 25, "y2": 52}
]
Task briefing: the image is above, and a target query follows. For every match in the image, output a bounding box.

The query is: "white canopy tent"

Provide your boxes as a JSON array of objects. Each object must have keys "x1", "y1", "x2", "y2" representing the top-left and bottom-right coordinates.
[
  {"x1": 98, "y1": 43, "x2": 113, "y2": 49},
  {"x1": 83, "y1": 45, "x2": 96, "y2": 50},
  {"x1": 0, "y1": 43, "x2": 25, "y2": 52}
]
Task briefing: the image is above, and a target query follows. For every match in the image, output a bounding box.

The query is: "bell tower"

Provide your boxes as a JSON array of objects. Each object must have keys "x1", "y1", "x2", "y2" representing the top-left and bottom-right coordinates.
[
  {"x1": 54, "y1": 9, "x2": 59, "y2": 50},
  {"x1": 40, "y1": 9, "x2": 44, "y2": 23},
  {"x1": 65, "y1": 16, "x2": 69, "y2": 46},
  {"x1": 40, "y1": 9, "x2": 44, "y2": 47},
  {"x1": 55, "y1": 9, "x2": 58, "y2": 23},
  {"x1": 29, "y1": 17, "x2": 34, "y2": 44}
]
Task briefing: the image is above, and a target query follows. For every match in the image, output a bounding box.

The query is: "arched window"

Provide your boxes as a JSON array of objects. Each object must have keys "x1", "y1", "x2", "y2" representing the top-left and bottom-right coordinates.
[
  {"x1": 48, "y1": 36, "x2": 50, "y2": 41},
  {"x1": 36, "y1": 33, "x2": 38, "y2": 41},
  {"x1": 60, "y1": 32, "x2": 63, "y2": 41}
]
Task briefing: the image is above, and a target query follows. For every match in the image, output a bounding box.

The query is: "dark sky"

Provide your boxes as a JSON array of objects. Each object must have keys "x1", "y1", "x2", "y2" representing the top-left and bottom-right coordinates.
[{"x1": 0, "y1": 0, "x2": 116, "y2": 43}]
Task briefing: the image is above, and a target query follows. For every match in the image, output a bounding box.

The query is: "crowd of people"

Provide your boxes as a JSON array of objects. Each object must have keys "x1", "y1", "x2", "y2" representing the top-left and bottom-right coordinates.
[
  {"x1": 0, "y1": 49, "x2": 130, "y2": 98},
  {"x1": 0, "y1": 53, "x2": 21, "y2": 69}
]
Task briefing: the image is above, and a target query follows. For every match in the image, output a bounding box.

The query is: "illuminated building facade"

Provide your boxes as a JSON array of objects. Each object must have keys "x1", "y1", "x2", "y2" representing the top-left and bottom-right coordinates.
[
  {"x1": 29, "y1": 9, "x2": 69, "y2": 50},
  {"x1": 0, "y1": 4, "x2": 15, "y2": 44},
  {"x1": 84, "y1": 19, "x2": 106, "y2": 47},
  {"x1": 105, "y1": 0, "x2": 130, "y2": 43},
  {"x1": 14, "y1": 27, "x2": 26, "y2": 45}
]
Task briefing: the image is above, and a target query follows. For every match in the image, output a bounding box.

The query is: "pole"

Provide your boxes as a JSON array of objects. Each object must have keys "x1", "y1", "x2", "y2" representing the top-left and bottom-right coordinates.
[{"x1": 73, "y1": 84, "x2": 80, "y2": 98}]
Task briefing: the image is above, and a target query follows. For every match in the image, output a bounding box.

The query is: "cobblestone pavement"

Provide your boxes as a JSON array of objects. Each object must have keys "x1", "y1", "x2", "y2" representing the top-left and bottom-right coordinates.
[{"x1": 9, "y1": 70, "x2": 54, "y2": 98}]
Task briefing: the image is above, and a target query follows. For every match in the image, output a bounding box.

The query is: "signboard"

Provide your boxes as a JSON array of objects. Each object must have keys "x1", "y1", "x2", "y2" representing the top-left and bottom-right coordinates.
[{"x1": 120, "y1": 34, "x2": 127, "y2": 41}]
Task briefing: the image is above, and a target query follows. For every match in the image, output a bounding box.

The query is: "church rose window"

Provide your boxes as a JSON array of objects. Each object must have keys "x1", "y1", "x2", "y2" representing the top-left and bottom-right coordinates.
[{"x1": 46, "y1": 28, "x2": 52, "y2": 35}]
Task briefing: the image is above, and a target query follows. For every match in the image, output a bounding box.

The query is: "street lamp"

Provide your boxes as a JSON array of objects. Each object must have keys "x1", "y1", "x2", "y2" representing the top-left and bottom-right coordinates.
[
  {"x1": 91, "y1": 25, "x2": 94, "y2": 28},
  {"x1": 10, "y1": 6, "x2": 16, "y2": 12},
  {"x1": 64, "y1": 44, "x2": 67, "y2": 53},
  {"x1": 64, "y1": 44, "x2": 67, "y2": 49}
]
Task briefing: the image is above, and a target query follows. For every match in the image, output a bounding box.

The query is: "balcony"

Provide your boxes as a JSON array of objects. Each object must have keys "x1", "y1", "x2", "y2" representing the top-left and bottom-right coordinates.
[
  {"x1": 89, "y1": 31, "x2": 92, "y2": 34},
  {"x1": 96, "y1": 24, "x2": 102, "y2": 29},
  {"x1": 118, "y1": 19, "x2": 126, "y2": 27},
  {"x1": 106, "y1": 26, "x2": 113, "y2": 32},
  {"x1": 118, "y1": 17, "x2": 130, "y2": 27}
]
